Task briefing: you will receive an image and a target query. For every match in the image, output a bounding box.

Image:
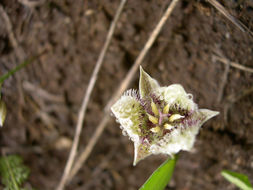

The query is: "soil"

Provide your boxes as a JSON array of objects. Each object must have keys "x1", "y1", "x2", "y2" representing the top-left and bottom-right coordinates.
[{"x1": 0, "y1": 0, "x2": 253, "y2": 190}]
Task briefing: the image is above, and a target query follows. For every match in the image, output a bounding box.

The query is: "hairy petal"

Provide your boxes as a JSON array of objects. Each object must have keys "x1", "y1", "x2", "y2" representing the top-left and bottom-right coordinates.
[
  {"x1": 150, "y1": 125, "x2": 200, "y2": 155},
  {"x1": 134, "y1": 140, "x2": 151, "y2": 166},
  {"x1": 157, "y1": 84, "x2": 196, "y2": 111},
  {"x1": 150, "y1": 109, "x2": 219, "y2": 156},
  {"x1": 139, "y1": 66, "x2": 160, "y2": 99},
  {"x1": 197, "y1": 109, "x2": 220, "y2": 125},
  {"x1": 111, "y1": 90, "x2": 143, "y2": 142}
]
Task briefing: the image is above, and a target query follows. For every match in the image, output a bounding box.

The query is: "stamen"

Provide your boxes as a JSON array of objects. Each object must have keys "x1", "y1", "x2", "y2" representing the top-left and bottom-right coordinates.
[
  {"x1": 151, "y1": 101, "x2": 159, "y2": 116},
  {"x1": 150, "y1": 126, "x2": 160, "y2": 133},
  {"x1": 147, "y1": 113, "x2": 158, "y2": 124},
  {"x1": 169, "y1": 114, "x2": 184, "y2": 122},
  {"x1": 164, "y1": 123, "x2": 173, "y2": 130},
  {"x1": 163, "y1": 104, "x2": 169, "y2": 114}
]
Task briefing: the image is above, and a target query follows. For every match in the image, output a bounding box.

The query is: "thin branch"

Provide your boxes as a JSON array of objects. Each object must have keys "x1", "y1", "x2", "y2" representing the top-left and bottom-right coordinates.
[
  {"x1": 207, "y1": 0, "x2": 253, "y2": 37},
  {"x1": 227, "y1": 86, "x2": 253, "y2": 103},
  {"x1": 18, "y1": 0, "x2": 45, "y2": 8},
  {"x1": 0, "y1": 5, "x2": 25, "y2": 61},
  {"x1": 68, "y1": 0, "x2": 180, "y2": 183},
  {"x1": 212, "y1": 55, "x2": 253, "y2": 73},
  {"x1": 216, "y1": 59, "x2": 230, "y2": 103},
  {"x1": 56, "y1": 0, "x2": 127, "y2": 190}
]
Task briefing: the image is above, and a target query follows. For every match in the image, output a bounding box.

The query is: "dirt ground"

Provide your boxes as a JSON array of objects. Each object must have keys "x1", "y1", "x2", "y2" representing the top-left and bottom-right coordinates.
[{"x1": 0, "y1": 0, "x2": 253, "y2": 189}]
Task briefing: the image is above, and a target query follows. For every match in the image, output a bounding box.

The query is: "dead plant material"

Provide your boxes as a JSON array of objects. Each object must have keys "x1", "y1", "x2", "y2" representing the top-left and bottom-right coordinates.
[
  {"x1": 224, "y1": 86, "x2": 253, "y2": 123},
  {"x1": 56, "y1": 0, "x2": 127, "y2": 189},
  {"x1": 207, "y1": 0, "x2": 253, "y2": 37},
  {"x1": 212, "y1": 55, "x2": 253, "y2": 73},
  {"x1": 68, "y1": 0, "x2": 180, "y2": 184}
]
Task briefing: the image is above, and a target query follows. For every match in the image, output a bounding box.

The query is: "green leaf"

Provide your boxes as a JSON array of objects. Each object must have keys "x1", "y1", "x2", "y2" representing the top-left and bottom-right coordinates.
[
  {"x1": 222, "y1": 170, "x2": 253, "y2": 190},
  {"x1": 140, "y1": 155, "x2": 178, "y2": 190},
  {"x1": 0, "y1": 155, "x2": 30, "y2": 190}
]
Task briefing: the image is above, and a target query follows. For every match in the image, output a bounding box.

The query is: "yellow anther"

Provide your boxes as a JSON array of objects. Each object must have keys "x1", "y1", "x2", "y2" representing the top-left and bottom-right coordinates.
[
  {"x1": 163, "y1": 104, "x2": 170, "y2": 114},
  {"x1": 151, "y1": 101, "x2": 159, "y2": 116},
  {"x1": 168, "y1": 114, "x2": 184, "y2": 122},
  {"x1": 147, "y1": 113, "x2": 158, "y2": 124},
  {"x1": 164, "y1": 123, "x2": 173, "y2": 130},
  {"x1": 150, "y1": 126, "x2": 160, "y2": 133}
]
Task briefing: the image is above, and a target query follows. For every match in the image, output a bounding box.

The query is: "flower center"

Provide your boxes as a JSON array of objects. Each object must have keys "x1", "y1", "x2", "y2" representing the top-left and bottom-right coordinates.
[
  {"x1": 148, "y1": 101, "x2": 185, "y2": 133},
  {"x1": 158, "y1": 109, "x2": 170, "y2": 125}
]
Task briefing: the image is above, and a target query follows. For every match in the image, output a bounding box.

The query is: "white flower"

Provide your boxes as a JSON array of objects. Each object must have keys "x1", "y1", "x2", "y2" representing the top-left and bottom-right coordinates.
[
  {"x1": 111, "y1": 66, "x2": 219, "y2": 165},
  {"x1": 0, "y1": 99, "x2": 6, "y2": 127}
]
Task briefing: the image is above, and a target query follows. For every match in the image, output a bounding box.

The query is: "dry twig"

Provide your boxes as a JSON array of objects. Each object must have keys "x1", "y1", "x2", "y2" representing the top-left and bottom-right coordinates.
[
  {"x1": 68, "y1": 0, "x2": 180, "y2": 184},
  {"x1": 207, "y1": 0, "x2": 253, "y2": 37},
  {"x1": 216, "y1": 55, "x2": 230, "y2": 103},
  {"x1": 212, "y1": 55, "x2": 253, "y2": 73},
  {"x1": 217, "y1": 63, "x2": 230, "y2": 103},
  {"x1": 0, "y1": 5, "x2": 25, "y2": 61},
  {"x1": 18, "y1": 0, "x2": 45, "y2": 8},
  {"x1": 224, "y1": 86, "x2": 253, "y2": 123},
  {"x1": 56, "y1": 0, "x2": 127, "y2": 189},
  {"x1": 23, "y1": 81, "x2": 64, "y2": 103}
]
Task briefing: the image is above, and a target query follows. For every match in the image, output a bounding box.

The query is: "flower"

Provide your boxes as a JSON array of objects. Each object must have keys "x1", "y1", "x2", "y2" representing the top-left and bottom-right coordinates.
[
  {"x1": 0, "y1": 99, "x2": 6, "y2": 127},
  {"x1": 111, "y1": 66, "x2": 219, "y2": 165}
]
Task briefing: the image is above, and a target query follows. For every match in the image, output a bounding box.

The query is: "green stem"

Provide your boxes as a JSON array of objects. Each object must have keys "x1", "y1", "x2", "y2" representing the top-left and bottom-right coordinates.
[
  {"x1": 0, "y1": 59, "x2": 31, "y2": 85},
  {"x1": 0, "y1": 50, "x2": 46, "y2": 86}
]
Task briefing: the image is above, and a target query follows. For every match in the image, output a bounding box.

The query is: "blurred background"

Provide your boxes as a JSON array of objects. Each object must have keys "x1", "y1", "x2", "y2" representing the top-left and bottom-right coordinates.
[{"x1": 0, "y1": 0, "x2": 253, "y2": 189}]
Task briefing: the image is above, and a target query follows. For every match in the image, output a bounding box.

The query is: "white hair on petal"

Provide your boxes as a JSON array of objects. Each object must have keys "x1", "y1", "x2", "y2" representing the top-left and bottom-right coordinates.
[{"x1": 123, "y1": 89, "x2": 140, "y2": 100}]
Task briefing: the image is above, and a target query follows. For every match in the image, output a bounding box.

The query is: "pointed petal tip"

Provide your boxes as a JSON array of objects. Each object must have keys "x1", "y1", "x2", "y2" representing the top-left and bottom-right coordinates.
[
  {"x1": 133, "y1": 142, "x2": 151, "y2": 166},
  {"x1": 139, "y1": 66, "x2": 160, "y2": 98},
  {"x1": 199, "y1": 109, "x2": 219, "y2": 123},
  {"x1": 139, "y1": 65, "x2": 146, "y2": 77},
  {"x1": 133, "y1": 154, "x2": 144, "y2": 166},
  {"x1": 205, "y1": 109, "x2": 219, "y2": 118},
  {"x1": 139, "y1": 66, "x2": 144, "y2": 76}
]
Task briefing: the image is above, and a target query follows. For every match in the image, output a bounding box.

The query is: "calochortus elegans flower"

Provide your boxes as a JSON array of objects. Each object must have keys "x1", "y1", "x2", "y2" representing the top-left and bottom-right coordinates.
[
  {"x1": 111, "y1": 67, "x2": 219, "y2": 166},
  {"x1": 0, "y1": 98, "x2": 6, "y2": 127}
]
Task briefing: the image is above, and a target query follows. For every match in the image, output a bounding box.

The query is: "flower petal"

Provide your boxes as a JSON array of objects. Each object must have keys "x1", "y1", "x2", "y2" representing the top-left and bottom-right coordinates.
[
  {"x1": 111, "y1": 90, "x2": 143, "y2": 142},
  {"x1": 157, "y1": 84, "x2": 196, "y2": 112},
  {"x1": 149, "y1": 109, "x2": 219, "y2": 156},
  {"x1": 150, "y1": 125, "x2": 200, "y2": 156},
  {"x1": 139, "y1": 66, "x2": 160, "y2": 98},
  {"x1": 197, "y1": 109, "x2": 219, "y2": 125},
  {"x1": 133, "y1": 140, "x2": 151, "y2": 166}
]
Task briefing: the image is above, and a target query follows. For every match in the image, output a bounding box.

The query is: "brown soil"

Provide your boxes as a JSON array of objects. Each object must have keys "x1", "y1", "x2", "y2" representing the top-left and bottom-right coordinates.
[{"x1": 0, "y1": 0, "x2": 253, "y2": 190}]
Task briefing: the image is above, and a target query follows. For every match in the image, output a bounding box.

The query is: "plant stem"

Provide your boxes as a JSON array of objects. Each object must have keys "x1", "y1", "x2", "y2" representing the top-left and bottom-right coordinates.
[
  {"x1": 0, "y1": 59, "x2": 31, "y2": 85},
  {"x1": 0, "y1": 50, "x2": 46, "y2": 86}
]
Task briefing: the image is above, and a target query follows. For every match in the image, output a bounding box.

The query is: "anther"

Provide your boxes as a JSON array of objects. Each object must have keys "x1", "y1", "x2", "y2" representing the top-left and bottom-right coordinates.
[
  {"x1": 164, "y1": 123, "x2": 173, "y2": 130},
  {"x1": 163, "y1": 104, "x2": 169, "y2": 114},
  {"x1": 150, "y1": 126, "x2": 160, "y2": 133},
  {"x1": 147, "y1": 113, "x2": 158, "y2": 124},
  {"x1": 168, "y1": 114, "x2": 184, "y2": 122},
  {"x1": 151, "y1": 101, "x2": 159, "y2": 116}
]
